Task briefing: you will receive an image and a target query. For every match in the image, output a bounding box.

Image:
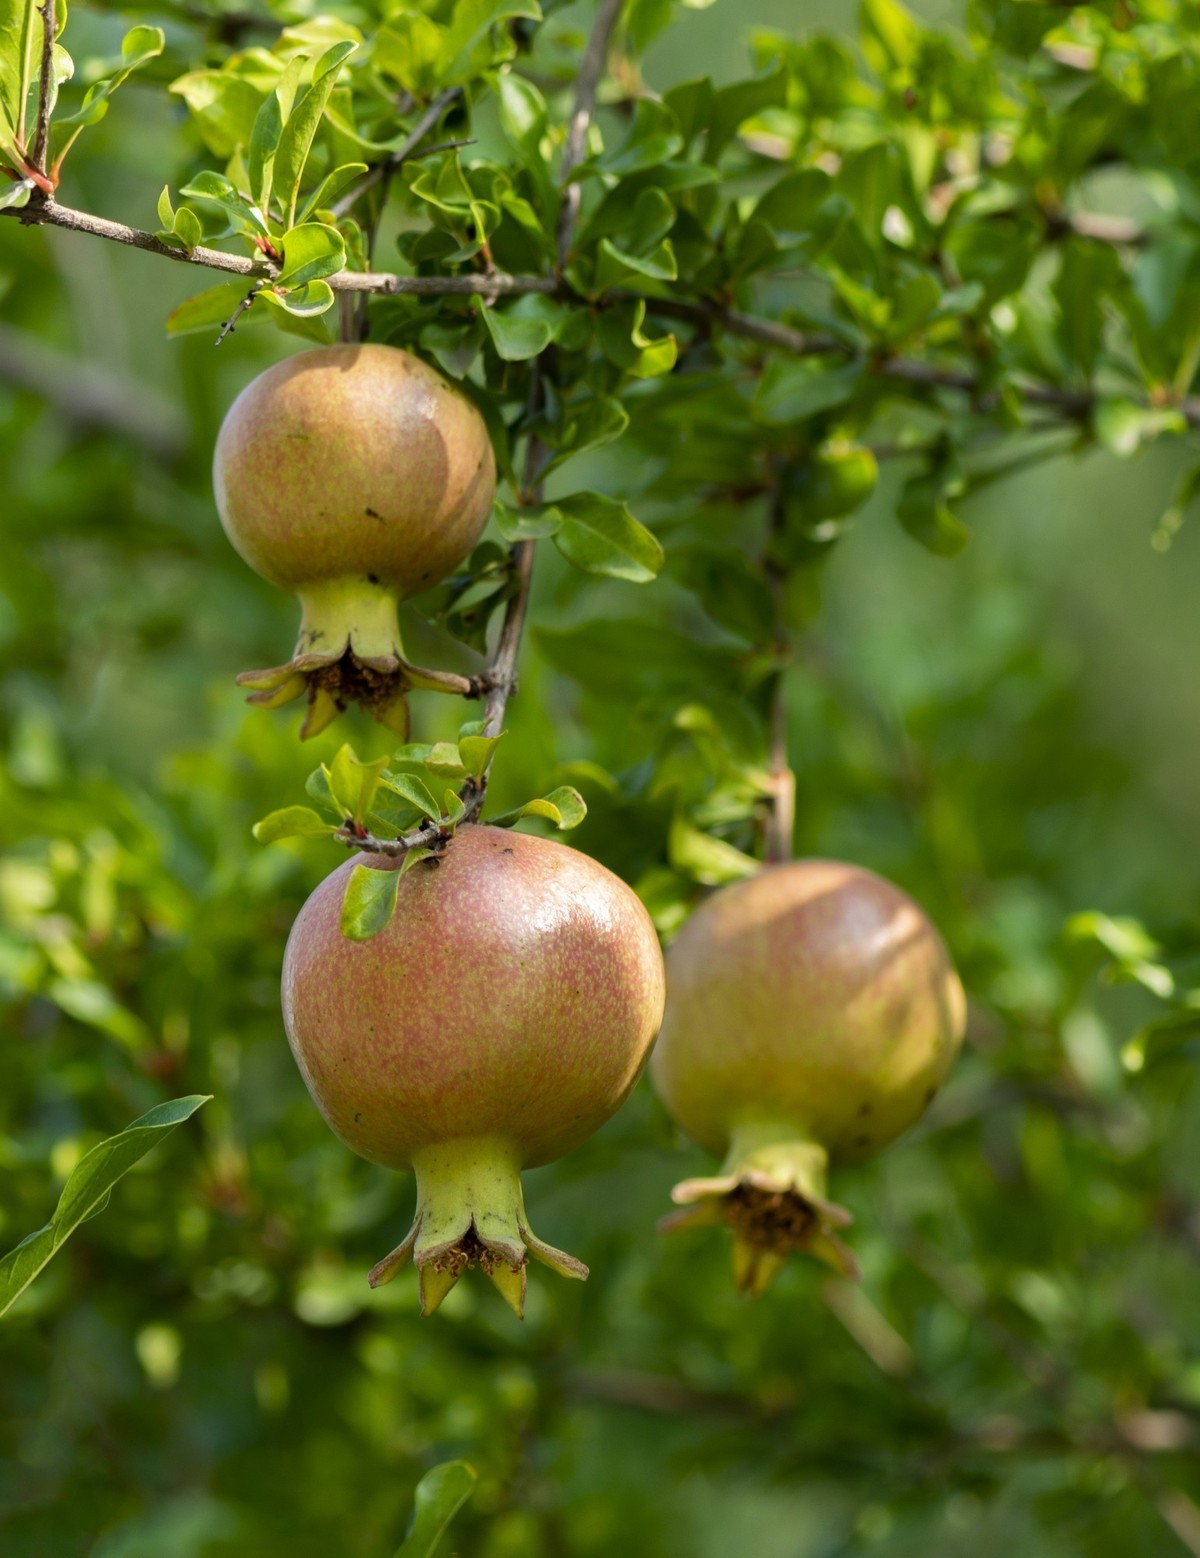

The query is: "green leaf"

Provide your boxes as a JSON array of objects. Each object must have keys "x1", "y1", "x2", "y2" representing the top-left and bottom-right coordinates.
[
  {"x1": 897, "y1": 467, "x2": 970, "y2": 557},
  {"x1": 597, "y1": 299, "x2": 677, "y2": 378},
  {"x1": 477, "y1": 301, "x2": 552, "y2": 361},
  {"x1": 340, "y1": 863, "x2": 400, "y2": 942},
  {"x1": 0, "y1": 0, "x2": 41, "y2": 147},
  {"x1": 248, "y1": 52, "x2": 304, "y2": 215},
  {"x1": 668, "y1": 816, "x2": 759, "y2": 886},
  {"x1": 251, "y1": 805, "x2": 338, "y2": 844},
  {"x1": 394, "y1": 1461, "x2": 477, "y2": 1558},
  {"x1": 594, "y1": 235, "x2": 678, "y2": 291},
  {"x1": 552, "y1": 492, "x2": 664, "y2": 583},
  {"x1": 0, "y1": 1096, "x2": 210, "y2": 1320},
  {"x1": 274, "y1": 40, "x2": 357, "y2": 227},
  {"x1": 860, "y1": 0, "x2": 920, "y2": 75},
  {"x1": 491, "y1": 786, "x2": 587, "y2": 831},
  {"x1": 327, "y1": 746, "x2": 389, "y2": 826},
  {"x1": 170, "y1": 206, "x2": 203, "y2": 253},
  {"x1": 379, "y1": 772, "x2": 442, "y2": 821},
  {"x1": 166, "y1": 282, "x2": 260, "y2": 338},
  {"x1": 705, "y1": 62, "x2": 788, "y2": 162},
  {"x1": 179, "y1": 170, "x2": 270, "y2": 239},
  {"x1": 1093, "y1": 398, "x2": 1186, "y2": 459},
  {"x1": 494, "y1": 499, "x2": 562, "y2": 541},
  {"x1": 536, "y1": 395, "x2": 630, "y2": 481},
  {"x1": 277, "y1": 222, "x2": 345, "y2": 287},
  {"x1": 260, "y1": 280, "x2": 336, "y2": 320},
  {"x1": 458, "y1": 732, "x2": 504, "y2": 781},
  {"x1": 375, "y1": 12, "x2": 448, "y2": 97},
  {"x1": 425, "y1": 742, "x2": 467, "y2": 778},
  {"x1": 170, "y1": 68, "x2": 268, "y2": 160},
  {"x1": 754, "y1": 358, "x2": 863, "y2": 424},
  {"x1": 0, "y1": 175, "x2": 33, "y2": 209},
  {"x1": 594, "y1": 98, "x2": 683, "y2": 178},
  {"x1": 442, "y1": 0, "x2": 541, "y2": 85},
  {"x1": 297, "y1": 160, "x2": 368, "y2": 223}
]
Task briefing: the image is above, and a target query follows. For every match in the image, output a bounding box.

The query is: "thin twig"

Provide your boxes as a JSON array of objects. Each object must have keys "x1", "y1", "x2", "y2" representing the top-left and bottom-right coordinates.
[
  {"x1": 214, "y1": 283, "x2": 261, "y2": 345},
  {"x1": 476, "y1": 363, "x2": 547, "y2": 750},
  {"x1": 335, "y1": 818, "x2": 449, "y2": 858},
  {"x1": 329, "y1": 86, "x2": 463, "y2": 220},
  {"x1": 761, "y1": 482, "x2": 795, "y2": 866},
  {"x1": 763, "y1": 670, "x2": 795, "y2": 864},
  {"x1": 556, "y1": 0, "x2": 625, "y2": 265},
  {"x1": 31, "y1": 0, "x2": 56, "y2": 179},
  {"x1": 469, "y1": 0, "x2": 627, "y2": 808},
  {"x1": 10, "y1": 198, "x2": 1199, "y2": 426}
]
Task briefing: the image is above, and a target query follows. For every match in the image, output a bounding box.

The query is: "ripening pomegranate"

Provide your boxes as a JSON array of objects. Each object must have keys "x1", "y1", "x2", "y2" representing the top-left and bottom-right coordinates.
[
  {"x1": 214, "y1": 344, "x2": 496, "y2": 739},
  {"x1": 282, "y1": 826, "x2": 665, "y2": 1316},
  {"x1": 652, "y1": 861, "x2": 965, "y2": 1295}
]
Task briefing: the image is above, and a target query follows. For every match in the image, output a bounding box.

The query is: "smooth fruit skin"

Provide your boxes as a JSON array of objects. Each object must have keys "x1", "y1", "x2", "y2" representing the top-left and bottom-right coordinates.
[
  {"x1": 652, "y1": 860, "x2": 965, "y2": 1292},
  {"x1": 215, "y1": 343, "x2": 494, "y2": 598},
  {"x1": 213, "y1": 344, "x2": 496, "y2": 738},
  {"x1": 282, "y1": 825, "x2": 665, "y2": 1315}
]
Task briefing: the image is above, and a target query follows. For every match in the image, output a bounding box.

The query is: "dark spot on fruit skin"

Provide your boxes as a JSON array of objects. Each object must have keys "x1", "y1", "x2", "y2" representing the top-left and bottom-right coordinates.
[
  {"x1": 858, "y1": 1102, "x2": 872, "y2": 1116},
  {"x1": 354, "y1": 1111, "x2": 362, "y2": 1123},
  {"x1": 502, "y1": 848, "x2": 514, "y2": 856},
  {"x1": 367, "y1": 573, "x2": 380, "y2": 585},
  {"x1": 365, "y1": 507, "x2": 381, "y2": 519}
]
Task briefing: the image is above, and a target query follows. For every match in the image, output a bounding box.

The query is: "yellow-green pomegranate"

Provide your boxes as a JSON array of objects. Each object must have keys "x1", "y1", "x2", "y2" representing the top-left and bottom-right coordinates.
[
  {"x1": 282, "y1": 826, "x2": 666, "y2": 1316},
  {"x1": 652, "y1": 860, "x2": 965, "y2": 1294},
  {"x1": 214, "y1": 344, "x2": 496, "y2": 739}
]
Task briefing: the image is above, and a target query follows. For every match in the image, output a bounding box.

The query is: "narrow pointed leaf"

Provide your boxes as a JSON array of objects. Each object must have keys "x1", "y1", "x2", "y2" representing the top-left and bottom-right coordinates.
[{"x1": 0, "y1": 1096, "x2": 210, "y2": 1319}]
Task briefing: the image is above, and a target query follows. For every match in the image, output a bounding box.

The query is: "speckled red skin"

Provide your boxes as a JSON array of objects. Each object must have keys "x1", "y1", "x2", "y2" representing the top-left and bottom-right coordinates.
[
  {"x1": 652, "y1": 861, "x2": 966, "y2": 1167},
  {"x1": 214, "y1": 344, "x2": 495, "y2": 599},
  {"x1": 282, "y1": 826, "x2": 666, "y2": 1171}
]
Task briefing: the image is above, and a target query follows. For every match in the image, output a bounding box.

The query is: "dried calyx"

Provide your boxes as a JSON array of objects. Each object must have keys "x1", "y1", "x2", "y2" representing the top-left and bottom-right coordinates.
[
  {"x1": 214, "y1": 343, "x2": 496, "y2": 739},
  {"x1": 652, "y1": 860, "x2": 966, "y2": 1295}
]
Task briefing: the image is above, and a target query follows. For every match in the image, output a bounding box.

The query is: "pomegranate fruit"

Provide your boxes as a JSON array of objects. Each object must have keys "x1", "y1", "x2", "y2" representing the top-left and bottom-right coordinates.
[
  {"x1": 214, "y1": 344, "x2": 496, "y2": 739},
  {"x1": 652, "y1": 860, "x2": 965, "y2": 1294},
  {"x1": 282, "y1": 825, "x2": 665, "y2": 1316}
]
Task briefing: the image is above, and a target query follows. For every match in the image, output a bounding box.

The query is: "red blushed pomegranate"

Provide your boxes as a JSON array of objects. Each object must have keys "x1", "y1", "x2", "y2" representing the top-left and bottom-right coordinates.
[
  {"x1": 214, "y1": 344, "x2": 496, "y2": 739},
  {"x1": 282, "y1": 826, "x2": 665, "y2": 1316},
  {"x1": 651, "y1": 861, "x2": 965, "y2": 1295}
]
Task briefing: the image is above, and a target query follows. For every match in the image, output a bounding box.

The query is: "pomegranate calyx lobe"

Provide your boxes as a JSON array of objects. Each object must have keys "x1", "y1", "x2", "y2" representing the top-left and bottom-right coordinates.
[
  {"x1": 661, "y1": 1129, "x2": 859, "y2": 1295},
  {"x1": 365, "y1": 1137, "x2": 587, "y2": 1319}
]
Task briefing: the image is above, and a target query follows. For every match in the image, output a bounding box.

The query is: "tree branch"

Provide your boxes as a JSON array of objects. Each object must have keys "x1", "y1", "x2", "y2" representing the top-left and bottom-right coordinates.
[
  {"x1": 329, "y1": 86, "x2": 463, "y2": 221},
  {"x1": 31, "y1": 0, "x2": 56, "y2": 180},
  {"x1": 761, "y1": 483, "x2": 795, "y2": 866},
  {"x1": 10, "y1": 198, "x2": 1196, "y2": 427},
  {"x1": 467, "y1": 0, "x2": 627, "y2": 810},
  {"x1": 556, "y1": 0, "x2": 624, "y2": 265}
]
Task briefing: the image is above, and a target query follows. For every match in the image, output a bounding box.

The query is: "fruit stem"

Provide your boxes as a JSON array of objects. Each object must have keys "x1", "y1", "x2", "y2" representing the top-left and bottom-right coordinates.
[{"x1": 294, "y1": 577, "x2": 404, "y2": 667}]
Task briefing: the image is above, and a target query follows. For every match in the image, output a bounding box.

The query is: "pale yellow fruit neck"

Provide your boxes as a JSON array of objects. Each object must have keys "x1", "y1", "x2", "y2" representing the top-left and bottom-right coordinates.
[
  {"x1": 722, "y1": 1122, "x2": 830, "y2": 1204},
  {"x1": 294, "y1": 578, "x2": 404, "y2": 664}
]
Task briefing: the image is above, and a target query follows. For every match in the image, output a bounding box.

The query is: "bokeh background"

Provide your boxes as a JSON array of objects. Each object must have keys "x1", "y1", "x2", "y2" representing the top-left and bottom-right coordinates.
[{"x1": 3, "y1": 1, "x2": 1199, "y2": 1554}]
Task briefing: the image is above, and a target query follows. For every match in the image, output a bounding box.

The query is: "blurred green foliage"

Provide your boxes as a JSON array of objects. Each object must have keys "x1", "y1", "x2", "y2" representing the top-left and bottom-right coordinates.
[{"x1": 2, "y1": 0, "x2": 1200, "y2": 1555}]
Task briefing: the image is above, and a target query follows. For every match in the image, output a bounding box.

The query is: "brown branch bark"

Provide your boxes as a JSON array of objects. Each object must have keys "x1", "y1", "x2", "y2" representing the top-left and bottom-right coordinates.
[
  {"x1": 9, "y1": 199, "x2": 1196, "y2": 425},
  {"x1": 329, "y1": 86, "x2": 463, "y2": 221},
  {"x1": 31, "y1": 0, "x2": 56, "y2": 179},
  {"x1": 556, "y1": 0, "x2": 624, "y2": 264},
  {"x1": 467, "y1": 0, "x2": 627, "y2": 804}
]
